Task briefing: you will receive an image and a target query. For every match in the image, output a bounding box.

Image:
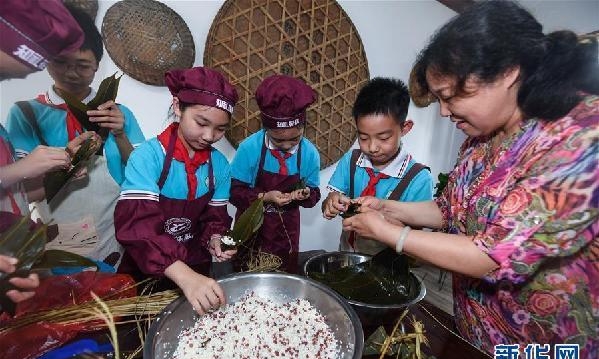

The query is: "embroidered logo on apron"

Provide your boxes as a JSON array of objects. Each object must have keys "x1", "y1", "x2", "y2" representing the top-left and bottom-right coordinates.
[{"x1": 165, "y1": 217, "x2": 192, "y2": 238}]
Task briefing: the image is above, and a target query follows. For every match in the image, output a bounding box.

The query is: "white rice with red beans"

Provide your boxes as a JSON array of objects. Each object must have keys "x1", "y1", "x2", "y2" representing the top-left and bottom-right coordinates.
[{"x1": 174, "y1": 292, "x2": 340, "y2": 359}]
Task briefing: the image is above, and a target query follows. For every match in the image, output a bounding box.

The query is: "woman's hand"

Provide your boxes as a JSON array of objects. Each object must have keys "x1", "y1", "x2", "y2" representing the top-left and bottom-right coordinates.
[
  {"x1": 165, "y1": 261, "x2": 226, "y2": 315},
  {"x1": 262, "y1": 190, "x2": 291, "y2": 206},
  {"x1": 290, "y1": 188, "x2": 310, "y2": 201},
  {"x1": 88, "y1": 100, "x2": 125, "y2": 137},
  {"x1": 354, "y1": 196, "x2": 384, "y2": 212},
  {"x1": 209, "y1": 234, "x2": 237, "y2": 262},
  {"x1": 322, "y1": 191, "x2": 351, "y2": 219},
  {"x1": 342, "y1": 210, "x2": 388, "y2": 240}
]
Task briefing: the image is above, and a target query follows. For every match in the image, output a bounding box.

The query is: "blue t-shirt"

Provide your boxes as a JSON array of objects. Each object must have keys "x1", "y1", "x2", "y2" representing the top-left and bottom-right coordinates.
[
  {"x1": 6, "y1": 98, "x2": 145, "y2": 184},
  {"x1": 328, "y1": 149, "x2": 433, "y2": 201},
  {"x1": 231, "y1": 129, "x2": 320, "y2": 188},
  {"x1": 120, "y1": 137, "x2": 231, "y2": 203}
]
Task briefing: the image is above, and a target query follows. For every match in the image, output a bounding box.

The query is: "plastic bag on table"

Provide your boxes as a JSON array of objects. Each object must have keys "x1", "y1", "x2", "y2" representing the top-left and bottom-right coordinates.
[{"x1": 0, "y1": 271, "x2": 136, "y2": 359}]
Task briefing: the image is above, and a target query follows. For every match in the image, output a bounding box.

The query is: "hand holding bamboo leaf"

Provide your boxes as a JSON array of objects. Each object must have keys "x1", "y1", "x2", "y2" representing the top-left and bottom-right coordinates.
[
  {"x1": 44, "y1": 134, "x2": 102, "y2": 202},
  {"x1": 221, "y1": 197, "x2": 265, "y2": 250},
  {"x1": 60, "y1": 73, "x2": 122, "y2": 141}
]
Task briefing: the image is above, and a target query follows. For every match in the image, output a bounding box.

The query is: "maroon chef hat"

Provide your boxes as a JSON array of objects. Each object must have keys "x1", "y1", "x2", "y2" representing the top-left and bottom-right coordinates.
[
  {"x1": 165, "y1": 67, "x2": 239, "y2": 115},
  {"x1": 256, "y1": 75, "x2": 317, "y2": 129},
  {"x1": 0, "y1": 0, "x2": 84, "y2": 71}
]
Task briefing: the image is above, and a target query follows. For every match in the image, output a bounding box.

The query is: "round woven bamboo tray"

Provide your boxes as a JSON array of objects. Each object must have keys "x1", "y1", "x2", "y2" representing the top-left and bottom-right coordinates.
[
  {"x1": 204, "y1": 0, "x2": 369, "y2": 168},
  {"x1": 63, "y1": 0, "x2": 98, "y2": 20},
  {"x1": 101, "y1": 0, "x2": 195, "y2": 86}
]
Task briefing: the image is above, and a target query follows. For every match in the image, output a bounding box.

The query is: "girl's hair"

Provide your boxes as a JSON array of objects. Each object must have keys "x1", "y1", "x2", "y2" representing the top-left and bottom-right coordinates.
[
  {"x1": 352, "y1": 77, "x2": 410, "y2": 126},
  {"x1": 64, "y1": 4, "x2": 103, "y2": 64},
  {"x1": 412, "y1": 1, "x2": 598, "y2": 120}
]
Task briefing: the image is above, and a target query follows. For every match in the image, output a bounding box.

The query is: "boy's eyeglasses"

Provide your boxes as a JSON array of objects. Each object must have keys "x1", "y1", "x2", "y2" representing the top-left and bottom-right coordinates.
[{"x1": 50, "y1": 60, "x2": 97, "y2": 77}]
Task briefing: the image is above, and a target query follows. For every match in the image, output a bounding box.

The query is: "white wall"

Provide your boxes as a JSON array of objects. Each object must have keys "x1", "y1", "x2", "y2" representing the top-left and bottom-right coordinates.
[{"x1": 1, "y1": 0, "x2": 597, "y2": 251}]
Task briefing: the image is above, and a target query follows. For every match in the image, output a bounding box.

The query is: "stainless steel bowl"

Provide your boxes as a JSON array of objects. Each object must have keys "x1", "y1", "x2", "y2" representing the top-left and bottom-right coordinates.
[
  {"x1": 303, "y1": 252, "x2": 426, "y2": 326},
  {"x1": 144, "y1": 272, "x2": 364, "y2": 359}
]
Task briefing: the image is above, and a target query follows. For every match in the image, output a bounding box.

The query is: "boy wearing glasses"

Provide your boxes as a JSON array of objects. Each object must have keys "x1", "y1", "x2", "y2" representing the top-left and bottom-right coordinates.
[{"x1": 5, "y1": 5, "x2": 145, "y2": 269}]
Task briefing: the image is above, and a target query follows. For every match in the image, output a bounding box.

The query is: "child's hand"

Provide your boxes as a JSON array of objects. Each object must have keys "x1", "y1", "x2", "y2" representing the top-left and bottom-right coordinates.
[
  {"x1": 165, "y1": 261, "x2": 225, "y2": 315},
  {"x1": 262, "y1": 190, "x2": 292, "y2": 206},
  {"x1": 290, "y1": 188, "x2": 310, "y2": 201},
  {"x1": 209, "y1": 234, "x2": 236, "y2": 262},
  {"x1": 322, "y1": 191, "x2": 351, "y2": 219},
  {"x1": 88, "y1": 100, "x2": 125, "y2": 137},
  {"x1": 182, "y1": 272, "x2": 225, "y2": 315}
]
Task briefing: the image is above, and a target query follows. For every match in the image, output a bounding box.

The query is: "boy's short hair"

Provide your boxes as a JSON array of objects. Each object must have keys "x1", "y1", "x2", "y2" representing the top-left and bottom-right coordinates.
[
  {"x1": 352, "y1": 77, "x2": 410, "y2": 125},
  {"x1": 65, "y1": 4, "x2": 103, "y2": 64}
]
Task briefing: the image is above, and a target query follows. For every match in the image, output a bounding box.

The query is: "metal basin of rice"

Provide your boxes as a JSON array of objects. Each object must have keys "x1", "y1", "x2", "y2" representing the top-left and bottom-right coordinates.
[
  {"x1": 144, "y1": 272, "x2": 364, "y2": 359},
  {"x1": 303, "y1": 252, "x2": 426, "y2": 326}
]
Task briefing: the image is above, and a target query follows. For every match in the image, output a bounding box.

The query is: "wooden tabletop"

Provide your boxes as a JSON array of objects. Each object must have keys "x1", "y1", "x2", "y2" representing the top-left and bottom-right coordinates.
[{"x1": 361, "y1": 300, "x2": 491, "y2": 359}]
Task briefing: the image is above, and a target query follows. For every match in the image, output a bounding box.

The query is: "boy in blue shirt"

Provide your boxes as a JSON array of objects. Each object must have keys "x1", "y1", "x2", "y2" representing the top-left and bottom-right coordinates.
[
  {"x1": 5, "y1": 6, "x2": 145, "y2": 267},
  {"x1": 322, "y1": 77, "x2": 433, "y2": 255},
  {"x1": 230, "y1": 75, "x2": 321, "y2": 273}
]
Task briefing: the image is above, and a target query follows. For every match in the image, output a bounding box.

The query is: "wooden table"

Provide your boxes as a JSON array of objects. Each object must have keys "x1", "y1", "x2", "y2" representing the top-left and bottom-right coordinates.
[{"x1": 361, "y1": 300, "x2": 491, "y2": 359}]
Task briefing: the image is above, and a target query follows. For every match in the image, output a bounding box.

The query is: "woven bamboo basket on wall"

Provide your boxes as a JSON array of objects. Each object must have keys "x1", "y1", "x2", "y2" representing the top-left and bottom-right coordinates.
[
  {"x1": 204, "y1": 0, "x2": 369, "y2": 168},
  {"x1": 63, "y1": 0, "x2": 98, "y2": 20},
  {"x1": 101, "y1": 0, "x2": 195, "y2": 86}
]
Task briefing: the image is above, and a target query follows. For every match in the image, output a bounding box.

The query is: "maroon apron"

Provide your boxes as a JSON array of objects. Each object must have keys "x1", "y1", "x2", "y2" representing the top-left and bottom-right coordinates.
[
  {"x1": 119, "y1": 126, "x2": 214, "y2": 279},
  {"x1": 237, "y1": 135, "x2": 302, "y2": 273}
]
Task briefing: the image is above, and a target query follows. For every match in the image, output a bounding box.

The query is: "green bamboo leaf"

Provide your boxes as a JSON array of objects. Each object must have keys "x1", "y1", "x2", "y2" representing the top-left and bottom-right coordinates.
[
  {"x1": 363, "y1": 326, "x2": 389, "y2": 355},
  {"x1": 44, "y1": 138, "x2": 98, "y2": 203},
  {"x1": 87, "y1": 72, "x2": 121, "y2": 110},
  {"x1": 60, "y1": 89, "x2": 100, "y2": 133},
  {"x1": 340, "y1": 202, "x2": 361, "y2": 219},
  {"x1": 0, "y1": 215, "x2": 31, "y2": 249},
  {"x1": 12, "y1": 224, "x2": 47, "y2": 270},
  {"x1": 32, "y1": 249, "x2": 97, "y2": 270},
  {"x1": 229, "y1": 197, "x2": 264, "y2": 246}
]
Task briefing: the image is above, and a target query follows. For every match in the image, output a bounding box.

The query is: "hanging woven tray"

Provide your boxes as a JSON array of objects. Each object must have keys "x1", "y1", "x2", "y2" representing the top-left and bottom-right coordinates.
[
  {"x1": 204, "y1": 0, "x2": 369, "y2": 168},
  {"x1": 101, "y1": 0, "x2": 195, "y2": 86}
]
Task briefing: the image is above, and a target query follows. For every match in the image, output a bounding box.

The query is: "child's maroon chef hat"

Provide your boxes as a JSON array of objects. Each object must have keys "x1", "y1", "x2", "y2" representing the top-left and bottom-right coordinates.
[
  {"x1": 0, "y1": 0, "x2": 84, "y2": 71},
  {"x1": 165, "y1": 67, "x2": 239, "y2": 115},
  {"x1": 255, "y1": 75, "x2": 317, "y2": 129}
]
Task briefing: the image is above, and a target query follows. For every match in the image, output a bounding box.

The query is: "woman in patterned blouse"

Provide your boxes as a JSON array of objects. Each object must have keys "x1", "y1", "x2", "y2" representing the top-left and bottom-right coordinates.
[{"x1": 342, "y1": 1, "x2": 598, "y2": 357}]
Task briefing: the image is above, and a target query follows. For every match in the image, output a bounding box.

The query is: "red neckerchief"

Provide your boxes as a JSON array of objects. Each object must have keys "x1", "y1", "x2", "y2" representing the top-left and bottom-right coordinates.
[
  {"x1": 157, "y1": 123, "x2": 209, "y2": 200},
  {"x1": 360, "y1": 168, "x2": 390, "y2": 196},
  {"x1": 269, "y1": 149, "x2": 292, "y2": 175},
  {"x1": 348, "y1": 167, "x2": 390, "y2": 249},
  {"x1": 36, "y1": 94, "x2": 83, "y2": 141}
]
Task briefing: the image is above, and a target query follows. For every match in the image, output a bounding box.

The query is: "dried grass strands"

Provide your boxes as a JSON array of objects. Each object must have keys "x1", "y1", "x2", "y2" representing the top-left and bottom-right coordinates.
[
  {"x1": 245, "y1": 251, "x2": 283, "y2": 272},
  {"x1": 0, "y1": 289, "x2": 180, "y2": 334},
  {"x1": 379, "y1": 308, "x2": 408, "y2": 359}
]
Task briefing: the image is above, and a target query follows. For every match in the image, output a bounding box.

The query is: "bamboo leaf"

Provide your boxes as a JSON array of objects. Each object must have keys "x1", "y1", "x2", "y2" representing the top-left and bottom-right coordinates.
[
  {"x1": 363, "y1": 326, "x2": 389, "y2": 355},
  {"x1": 60, "y1": 89, "x2": 100, "y2": 133},
  {"x1": 227, "y1": 198, "x2": 264, "y2": 246},
  {"x1": 44, "y1": 138, "x2": 99, "y2": 203},
  {"x1": 87, "y1": 72, "x2": 121, "y2": 110},
  {"x1": 340, "y1": 202, "x2": 361, "y2": 219},
  {"x1": 0, "y1": 217, "x2": 47, "y2": 314},
  {"x1": 32, "y1": 249, "x2": 98, "y2": 271},
  {"x1": 0, "y1": 215, "x2": 31, "y2": 250}
]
